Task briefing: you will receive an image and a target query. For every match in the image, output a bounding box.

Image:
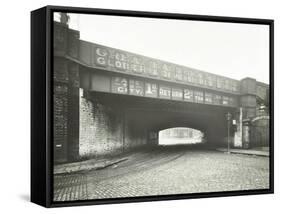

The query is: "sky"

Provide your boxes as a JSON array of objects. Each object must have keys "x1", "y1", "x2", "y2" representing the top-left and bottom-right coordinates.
[{"x1": 55, "y1": 13, "x2": 270, "y2": 83}]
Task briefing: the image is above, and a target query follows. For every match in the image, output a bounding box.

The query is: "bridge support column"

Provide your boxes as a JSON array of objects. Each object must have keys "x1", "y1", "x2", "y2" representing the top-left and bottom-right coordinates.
[
  {"x1": 233, "y1": 107, "x2": 243, "y2": 148},
  {"x1": 53, "y1": 60, "x2": 80, "y2": 163},
  {"x1": 66, "y1": 63, "x2": 80, "y2": 161},
  {"x1": 238, "y1": 78, "x2": 257, "y2": 149},
  {"x1": 148, "y1": 131, "x2": 159, "y2": 146},
  {"x1": 53, "y1": 21, "x2": 80, "y2": 163}
]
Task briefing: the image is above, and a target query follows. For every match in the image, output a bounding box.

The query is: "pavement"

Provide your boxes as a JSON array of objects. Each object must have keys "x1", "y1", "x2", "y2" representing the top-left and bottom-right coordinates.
[
  {"x1": 216, "y1": 147, "x2": 269, "y2": 157},
  {"x1": 53, "y1": 147, "x2": 270, "y2": 201},
  {"x1": 54, "y1": 156, "x2": 129, "y2": 175},
  {"x1": 54, "y1": 148, "x2": 157, "y2": 175},
  {"x1": 54, "y1": 146, "x2": 269, "y2": 175}
]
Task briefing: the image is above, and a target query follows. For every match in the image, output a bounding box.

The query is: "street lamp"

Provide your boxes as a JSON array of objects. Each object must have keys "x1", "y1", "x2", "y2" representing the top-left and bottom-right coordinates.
[{"x1": 226, "y1": 112, "x2": 232, "y2": 154}]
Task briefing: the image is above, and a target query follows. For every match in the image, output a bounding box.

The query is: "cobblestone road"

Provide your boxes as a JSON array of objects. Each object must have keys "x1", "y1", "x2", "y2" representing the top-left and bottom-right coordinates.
[{"x1": 53, "y1": 146, "x2": 269, "y2": 201}]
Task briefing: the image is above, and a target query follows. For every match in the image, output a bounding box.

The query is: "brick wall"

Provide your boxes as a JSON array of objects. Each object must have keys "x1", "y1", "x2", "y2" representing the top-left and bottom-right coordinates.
[
  {"x1": 53, "y1": 84, "x2": 68, "y2": 162},
  {"x1": 53, "y1": 21, "x2": 80, "y2": 163},
  {"x1": 53, "y1": 56, "x2": 69, "y2": 163},
  {"x1": 124, "y1": 116, "x2": 147, "y2": 150},
  {"x1": 250, "y1": 118, "x2": 269, "y2": 148},
  {"x1": 79, "y1": 89, "x2": 148, "y2": 159}
]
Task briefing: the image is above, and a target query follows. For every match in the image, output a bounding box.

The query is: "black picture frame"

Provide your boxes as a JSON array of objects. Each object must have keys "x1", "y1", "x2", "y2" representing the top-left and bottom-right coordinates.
[{"x1": 31, "y1": 5, "x2": 274, "y2": 208}]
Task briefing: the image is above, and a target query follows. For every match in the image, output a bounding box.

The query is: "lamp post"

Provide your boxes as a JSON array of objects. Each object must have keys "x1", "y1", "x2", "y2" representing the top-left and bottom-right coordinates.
[{"x1": 226, "y1": 112, "x2": 232, "y2": 154}]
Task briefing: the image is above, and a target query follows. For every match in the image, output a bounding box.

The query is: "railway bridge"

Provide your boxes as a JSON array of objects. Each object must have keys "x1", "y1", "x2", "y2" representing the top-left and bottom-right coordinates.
[{"x1": 53, "y1": 21, "x2": 269, "y2": 163}]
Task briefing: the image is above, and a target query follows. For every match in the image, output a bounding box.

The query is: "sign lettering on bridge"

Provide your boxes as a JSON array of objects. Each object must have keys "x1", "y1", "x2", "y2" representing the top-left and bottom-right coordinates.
[
  {"x1": 172, "y1": 88, "x2": 183, "y2": 100},
  {"x1": 111, "y1": 77, "x2": 128, "y2": 94},
  {"x1": 184, "y1": 89, "x2": 194, "y2": 102},
  {"x1": 145, "y1": 83, "x2": 158, "y2": 97},
  {"x1": 87, "y1": 43, "x2": 241, "y2": 94},
  {"x1": 129, "y1": 79, "x2": 144, "y2": 96},
  {"x1": 159, "y1": 86, "x2": 171, "y2": 99}
]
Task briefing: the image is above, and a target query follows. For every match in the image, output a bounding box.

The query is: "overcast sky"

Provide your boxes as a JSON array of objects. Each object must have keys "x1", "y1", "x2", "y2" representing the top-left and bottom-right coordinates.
[{"x1": 56, "y1": 13, "x2": 270, "y2": 83}]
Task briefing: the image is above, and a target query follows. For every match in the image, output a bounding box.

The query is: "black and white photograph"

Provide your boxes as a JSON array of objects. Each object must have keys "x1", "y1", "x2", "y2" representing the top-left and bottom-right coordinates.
[
  {"x1": 2, "y1": 0, "x2": 281, "y2": 212},
  {"x1": 52, "y1": 10, "x2": 272, "y2": 203}
]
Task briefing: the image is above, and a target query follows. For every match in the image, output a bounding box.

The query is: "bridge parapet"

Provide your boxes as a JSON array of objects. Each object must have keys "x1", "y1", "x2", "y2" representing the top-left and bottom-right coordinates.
[
  {"x1": 53, "y1": 22, "x2": 80, "y2": 162},
  {"x1": 77, "y1": 40, "x2": 241, "y2": 95},
  {"x1": 53, "y1": 21, "x2": 269, "y2": 108}
]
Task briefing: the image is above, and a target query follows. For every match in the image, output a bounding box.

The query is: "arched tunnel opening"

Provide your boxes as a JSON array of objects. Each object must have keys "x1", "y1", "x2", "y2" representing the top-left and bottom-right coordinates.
[
  {"x1": 158, "y1": 127, "x2": 205, "y2": 146},
  {"x1": 77, "y1": 90, "x2": 236, "y2": 160}
]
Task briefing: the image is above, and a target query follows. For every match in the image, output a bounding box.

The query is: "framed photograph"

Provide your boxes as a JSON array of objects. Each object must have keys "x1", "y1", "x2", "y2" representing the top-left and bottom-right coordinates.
[{"x1": 31, "y1": 6, "x2": 274, "y2": 207}]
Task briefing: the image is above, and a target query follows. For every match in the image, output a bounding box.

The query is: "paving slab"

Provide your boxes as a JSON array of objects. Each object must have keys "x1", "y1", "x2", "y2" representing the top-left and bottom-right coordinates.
[
  {"x1": 54, "y1": 157, "x2": 128, "y2": 175},
  {"x1": 216, "y1": 148, "x2": 269, "y2": 157}
]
